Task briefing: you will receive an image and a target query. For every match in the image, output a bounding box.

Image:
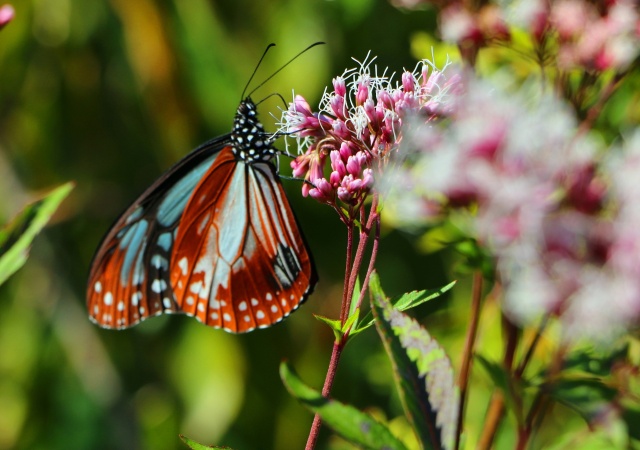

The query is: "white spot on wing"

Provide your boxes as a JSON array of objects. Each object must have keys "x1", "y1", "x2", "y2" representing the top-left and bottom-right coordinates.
[
  {"x1": 251, "y1": 298, "x2": 259, "y2": 306},
  {"x1": 94, "y1": 281, "x2": 102, "y2": 293},
  {"x1": 117, "y1": 301, "x2": 124, "y2": 312},
  {"x1": 238, "y1": 301, "x2": 247, "y2": 311},
  {"x1": 104, "y1": 292, "x2": 113, "y2": 306},
  {"x1": 151, "y1": 279, "x2": 167, "y2": 293},
  {"x1": 256, "y1": 310, "x2": 265, "y2": 320},
  {"x1": 178, "y1": 257, "x2": 189, "y2": 276},
  {"x1": 223, "y1": 313, "x2": 231, "y2": 322}
]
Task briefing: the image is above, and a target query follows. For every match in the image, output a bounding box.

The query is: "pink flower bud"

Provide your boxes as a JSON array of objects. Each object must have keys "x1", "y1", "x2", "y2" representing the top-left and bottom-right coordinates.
[
  {"x1": 356, "y1": 79, "x2": 369, "y2": 105},
  {"x1": 330, "y1": 150, "x2": 347, "y2": 179},
  {"x1": 346, "y1": 154, "x2": 362, "y2": 176},
  {"x1": 291, "y1": 156, "x2": 309, "y2": 178},
  {"x1": 292, "y1": 95, "x2": 313, "y2": 117},
  {"x1": 402, "y1": 71, "x2": 416, "y2": 93},
  {"x1": 378, "y1": 89, "x2": 395, "y2": 111},
  {"x1": 330, "y1": 94, "x2": 346, "y2": 119},
  {"x1": 362, "y1": 168, "x2": 374, "y2": 188},
  {"x1": 332, "y1": 120, "x2": 350, "y2": 139},
  {"x1": 333, "y1": 76, "x2": 346, "y2": 97},
  {"x1": 339, "y1": 142, "x2": 353, "y2": 160}
]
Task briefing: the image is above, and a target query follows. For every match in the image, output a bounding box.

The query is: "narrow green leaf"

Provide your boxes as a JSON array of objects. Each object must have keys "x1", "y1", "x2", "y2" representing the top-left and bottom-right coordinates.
[
  {"x1": 0, "y1": 182, "x2": 74, "y2": 286},
  {"x1": 355, "y1": 281, "x2": 454, "y2": 335},
  {"x1": 179, "y1": 434, "x2": 233, "y2": 449},
  {"x1": 342, "y1": 307, "x2": 359, "y2": 334},
  {"x1": 349, "y1": 276, "x2": 361, "y2": 318},
  {"x1": 280, "y1": 361, "x2": 407, "y2": 450},
  {"x1": 314, "y1": 314, "x2": 343, "y2": 342},
  {"x1": 393, "y1": 281, "x2": 456, "y2": 311},
  {"x1": 371, "y1": 272, "x2": 459, "y2": 450}
]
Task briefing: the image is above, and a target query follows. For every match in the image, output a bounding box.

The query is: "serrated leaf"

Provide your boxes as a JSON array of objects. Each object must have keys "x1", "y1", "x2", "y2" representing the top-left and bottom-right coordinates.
[
  {"x1": 179, "y1": 434, "x2": 233, "y2": 449},
  {"x1": 0, "y1": 182, "x2": 73, "y2": 286},
  {"x1": 354, "y1": 281, "x2": 454, "y2": 335},
  {"x1": 370, "y1": 272, "x2": 459, "y2": 450},
  {"x1": 280, "y1": 361, "x2": 407, "y2": 450}
]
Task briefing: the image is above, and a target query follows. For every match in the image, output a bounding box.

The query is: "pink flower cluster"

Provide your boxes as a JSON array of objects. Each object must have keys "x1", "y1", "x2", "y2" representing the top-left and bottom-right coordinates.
[
  {"x1": 280, "y1": 55, "x2": 460, "y2": 213},
  {"x1": 389, "y1": 74, "x2": 640, "y2": 341},
  {"x1": 393, "y1": 0, "x2": 640, "y2": 72},
  {"x1": 539, "y1": 0, "x2": 639, "y2": 70}
]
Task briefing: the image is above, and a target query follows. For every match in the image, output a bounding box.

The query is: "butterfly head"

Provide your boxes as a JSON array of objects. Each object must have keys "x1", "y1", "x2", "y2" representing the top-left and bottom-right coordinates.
[{"x1": 232, "y1": 99, "x2": 277, "y2": 163}]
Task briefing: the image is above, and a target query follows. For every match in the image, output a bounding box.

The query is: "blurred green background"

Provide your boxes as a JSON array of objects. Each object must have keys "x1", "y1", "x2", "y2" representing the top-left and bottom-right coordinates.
[{"x1": 0, "y1": 1, "x2": 466, "y2": 449}]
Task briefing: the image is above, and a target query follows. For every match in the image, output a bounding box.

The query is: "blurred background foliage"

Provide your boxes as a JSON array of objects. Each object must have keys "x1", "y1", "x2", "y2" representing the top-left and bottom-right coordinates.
[{"x1": 0, "y1": 0, "x2": 545, "y2": 449}]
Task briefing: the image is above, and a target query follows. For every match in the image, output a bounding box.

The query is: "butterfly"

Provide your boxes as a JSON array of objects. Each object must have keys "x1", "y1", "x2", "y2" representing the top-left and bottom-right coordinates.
[{"x1": 87, "y1": 65, "x2": 318, "y2": 333}]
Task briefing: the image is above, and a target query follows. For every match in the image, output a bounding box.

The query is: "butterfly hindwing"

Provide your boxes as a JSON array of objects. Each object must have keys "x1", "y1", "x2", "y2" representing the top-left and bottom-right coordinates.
[{"x1": 170, "y1": 147, "x2": 316, "y2": 333}]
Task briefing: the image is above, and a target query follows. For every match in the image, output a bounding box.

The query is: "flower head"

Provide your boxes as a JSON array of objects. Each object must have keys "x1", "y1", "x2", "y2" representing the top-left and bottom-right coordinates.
[{"x1": 279, "y1": 54, "x2": 460, "y2": 216}]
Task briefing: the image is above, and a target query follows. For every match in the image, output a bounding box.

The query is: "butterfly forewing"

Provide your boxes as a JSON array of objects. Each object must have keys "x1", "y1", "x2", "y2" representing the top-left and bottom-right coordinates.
[{"x1": 87, "y1": 98, "x2": 317, "y2": 332}]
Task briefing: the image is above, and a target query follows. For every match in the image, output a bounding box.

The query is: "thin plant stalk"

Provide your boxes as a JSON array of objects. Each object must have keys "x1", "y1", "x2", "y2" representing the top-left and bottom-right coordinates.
[
  {"x1": 305, "y1": 201, "x2": 380, "y2": 450},
  {"x1": 454, "y1": 271, "x2": 484, "y2": 450}
]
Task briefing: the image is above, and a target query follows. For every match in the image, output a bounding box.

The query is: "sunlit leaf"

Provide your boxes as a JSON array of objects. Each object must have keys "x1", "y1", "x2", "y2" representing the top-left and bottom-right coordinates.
[
  {"x1": 370, "y1": 272, "x2": 459, "y2": 450},
  {"x1": 179, "y1": 434, "x2": 233, "y2": 449},
  {"x1": 0, "y1": 182, "x2": 74, "y2": 286},
  {"x1": 280, "y1": 361, "x2": 407, "y2": 450},
  {"x1": 354, "y1": 281, "x2": 454, "y2": 335}
]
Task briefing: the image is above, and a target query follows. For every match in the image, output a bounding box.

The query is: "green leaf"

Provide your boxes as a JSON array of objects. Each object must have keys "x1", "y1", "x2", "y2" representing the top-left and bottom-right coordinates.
[
  {"x1": 314, "y1": 314, "x2": 344, "y2": 342},
  {"x1": 349, "y1": 276, "x2": 361, "y2": 318},
  {"x1": 549, "y1": 377, "x2": 617, "y2": 421},
  {"x1": 371, "y1": 272, "x2": 459, "y2": 450},
  {"x1": 179, "y1": 434, "x2": 233, "y2": 449},
  {"x1": 0, "y1": 182, "x2": 74, "y2": 286},
  {"x1": 393, "y1": 281, "x2": 456, "y2": 311},
  {"x1": 475, "y1": 354, "x2": 524, "y2": 424},
  {"x1": 354, "y1": 281, "x2": 455, "y2": 335},
  {"x1": 280, "y1": 361, "x2": 407, "y2": 450}
]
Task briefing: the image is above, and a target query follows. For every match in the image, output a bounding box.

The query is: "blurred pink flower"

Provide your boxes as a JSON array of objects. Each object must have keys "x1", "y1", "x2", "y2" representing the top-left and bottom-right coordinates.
[
  {"x1": 0, "y1": 4, "x2": 14, "y2": 30},
  {"x1": 385, "y1": 73, "x2": 640, "y2": 341}
]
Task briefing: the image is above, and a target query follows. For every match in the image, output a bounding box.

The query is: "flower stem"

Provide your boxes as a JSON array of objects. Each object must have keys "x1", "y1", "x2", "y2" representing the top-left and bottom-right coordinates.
[
  {"x1": 339, "y1": 222, "x2": 355, "y2": 324},
  {"x1": 454, "y1": 271, "x2": 484, "y2": 450},
  {"x1": 307, "y1": 200, "x2": 380, "y2": 449},
  {"x1": 305, "y1": 340, "x2": 344, "y2": 450}
]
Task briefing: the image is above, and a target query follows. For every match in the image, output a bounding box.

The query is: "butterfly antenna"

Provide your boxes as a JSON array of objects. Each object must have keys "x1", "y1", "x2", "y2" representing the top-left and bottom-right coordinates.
[
  {"x1": 256, "y1": 92, "x2": 287, "y2": 108},
  {"x1": 245, "y1": 41, "x2": 325, "y2": 99},
  {"x1": 241, "y1": 43, "x2": 277, "y2": 101}
]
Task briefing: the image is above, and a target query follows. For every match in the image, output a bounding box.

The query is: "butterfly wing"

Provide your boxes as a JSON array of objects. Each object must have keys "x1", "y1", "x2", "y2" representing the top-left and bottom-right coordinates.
[
  {"x1": 87, "y1": 136, "x2": 229, "y2": 329},
  {"x1": 171, "y1": 148, "x2": 317, "y2": 333}
]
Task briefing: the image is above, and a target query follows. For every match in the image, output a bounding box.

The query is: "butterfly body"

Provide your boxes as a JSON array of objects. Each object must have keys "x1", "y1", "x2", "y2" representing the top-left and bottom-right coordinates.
[{"x1": 88, "y1": 99, "x2": 317, "y2": 333}]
